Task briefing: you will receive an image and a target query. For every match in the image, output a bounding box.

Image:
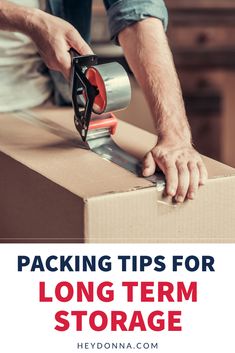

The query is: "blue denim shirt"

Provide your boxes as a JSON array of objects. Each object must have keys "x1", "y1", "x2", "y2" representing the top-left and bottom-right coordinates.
[{"x1": 47, "y1": 0, "x2": 168, "y2": 104}]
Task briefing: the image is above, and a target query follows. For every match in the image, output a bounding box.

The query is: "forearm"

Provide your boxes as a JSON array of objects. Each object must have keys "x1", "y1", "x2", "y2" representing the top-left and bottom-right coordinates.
[
  {"x1": 0, "y1": 0, "x2": 37, "y2": 34},
  {"x1": 119, "y1": 17, "x2": 207, "y2": 201},
  {"x1": 119, "y1": 17, "x2": 191, "y2": 144}
]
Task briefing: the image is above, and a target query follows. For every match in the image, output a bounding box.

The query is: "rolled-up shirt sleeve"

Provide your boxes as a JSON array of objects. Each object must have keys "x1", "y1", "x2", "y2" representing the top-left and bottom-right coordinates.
[{"x1": 103, "y1": 0, "x2": 168, "y2": 42}]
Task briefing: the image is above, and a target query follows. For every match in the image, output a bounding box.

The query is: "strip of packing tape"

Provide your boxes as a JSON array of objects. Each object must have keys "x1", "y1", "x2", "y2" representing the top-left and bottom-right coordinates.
[{"x1": 12, "y1": 110, "x2": 176, "y2": 207}]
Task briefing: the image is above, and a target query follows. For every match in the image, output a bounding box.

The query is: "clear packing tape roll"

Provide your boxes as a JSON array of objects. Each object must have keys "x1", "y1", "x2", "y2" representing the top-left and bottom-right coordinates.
[{"x1": 85, "y1": 62, "x2": 131, "y2": 114}]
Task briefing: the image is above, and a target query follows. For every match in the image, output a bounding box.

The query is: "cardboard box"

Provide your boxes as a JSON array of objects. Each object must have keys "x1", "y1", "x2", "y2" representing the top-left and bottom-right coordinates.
[{"x1": 0, "y1": 107, "x2": 234, "y2": 243}]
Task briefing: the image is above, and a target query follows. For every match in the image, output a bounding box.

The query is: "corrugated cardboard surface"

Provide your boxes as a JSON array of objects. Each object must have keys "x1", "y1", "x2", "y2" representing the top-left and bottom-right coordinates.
[
  {"x1": 86, "y1": 177, "x2": 235, "y2": 242},
  {"x1": 0, "y1": 107, "x2": 234, "y2": 242},
  {"x1": 0, "y1": 152, "x2": 84, "y2": 242}
]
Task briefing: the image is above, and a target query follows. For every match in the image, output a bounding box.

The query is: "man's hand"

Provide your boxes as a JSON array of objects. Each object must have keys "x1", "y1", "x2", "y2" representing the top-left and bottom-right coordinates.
[
  {"x1": 29, "y1": 10, "x2": 93, "y2": 79},
  {"x1": 143, "y1": 141, "x2": 208, "y2": 202},
  {"x1": 0, "y1": 1, "x2": 93, "y2": 79}
]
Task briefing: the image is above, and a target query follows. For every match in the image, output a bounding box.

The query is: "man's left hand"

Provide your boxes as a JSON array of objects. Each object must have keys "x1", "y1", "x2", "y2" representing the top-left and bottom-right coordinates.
[{"x1": 142, "y1": 140, "x2": 208, "y2": 202}]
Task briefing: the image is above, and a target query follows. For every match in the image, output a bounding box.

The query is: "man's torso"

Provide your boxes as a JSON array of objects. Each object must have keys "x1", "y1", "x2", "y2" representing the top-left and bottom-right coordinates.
[{"x1": 0, "y1": 0, "x2": 53, "y2": 112}]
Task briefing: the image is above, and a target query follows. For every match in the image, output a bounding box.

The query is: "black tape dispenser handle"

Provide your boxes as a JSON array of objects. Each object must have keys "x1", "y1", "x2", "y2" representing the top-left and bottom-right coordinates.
[{"x1": 70, "y1": 48, "x2": 99, "y2": 141}]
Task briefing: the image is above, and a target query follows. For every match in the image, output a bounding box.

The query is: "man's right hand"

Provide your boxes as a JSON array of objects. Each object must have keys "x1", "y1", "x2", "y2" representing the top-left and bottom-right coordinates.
[
  {"x1": 0, "y1": 1, "x2": 93, "y2": 79},
  {"x1": 29, "y1": 9, "x2": 93, "y2": 79}
]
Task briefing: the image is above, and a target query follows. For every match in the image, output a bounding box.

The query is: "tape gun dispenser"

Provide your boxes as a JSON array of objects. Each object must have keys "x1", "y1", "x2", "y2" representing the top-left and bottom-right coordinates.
[{"x1": 70, "y1": 49, "x2": 165, "y2": 186}]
